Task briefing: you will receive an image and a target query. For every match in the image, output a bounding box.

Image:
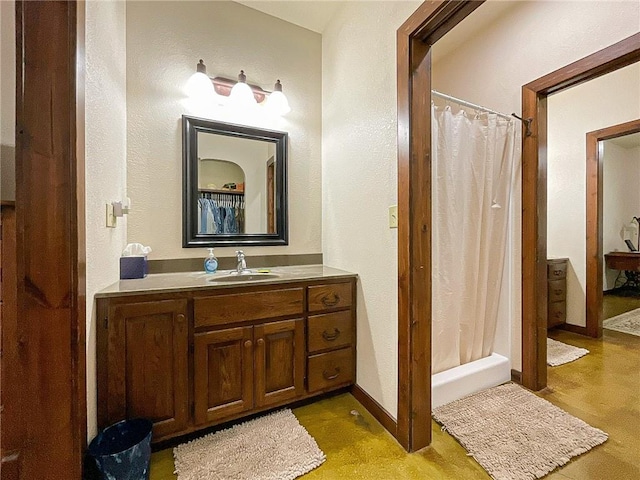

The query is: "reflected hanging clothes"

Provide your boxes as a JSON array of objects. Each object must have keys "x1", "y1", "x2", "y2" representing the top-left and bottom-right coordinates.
[{"x1": 198, "y1": 192, "x2": 245, "y2": 234}]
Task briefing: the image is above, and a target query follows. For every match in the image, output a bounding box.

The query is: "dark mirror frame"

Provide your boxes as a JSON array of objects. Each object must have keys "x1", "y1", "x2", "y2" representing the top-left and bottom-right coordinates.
[{"x1": 182, "y1": 115, "x2": 288, "y2": 247}]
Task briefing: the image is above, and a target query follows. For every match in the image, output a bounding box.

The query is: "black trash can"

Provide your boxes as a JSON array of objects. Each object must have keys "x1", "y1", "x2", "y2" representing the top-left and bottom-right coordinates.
[{"x1": 88, "y1": 418, "x2": 153, "y2": 480}]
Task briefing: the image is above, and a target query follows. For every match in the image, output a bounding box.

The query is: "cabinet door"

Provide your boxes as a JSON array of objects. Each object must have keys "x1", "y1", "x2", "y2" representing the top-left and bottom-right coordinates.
[
  {"x1": 254, "y1": 319, "x2": 305, "y2": 408},
  {"x1": 108, "y1": 299, "x2": 189, "y2": 439},
  {"x1": 194, "y1": 327, "x2": 254, "y2": 425}
]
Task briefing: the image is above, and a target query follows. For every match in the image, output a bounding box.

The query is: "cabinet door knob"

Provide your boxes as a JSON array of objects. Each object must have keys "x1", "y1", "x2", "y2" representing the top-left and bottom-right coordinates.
[
  {"x1": 244, "y1": 340, "x2": 252, "y2": 349},
  {"x1": 321, "y1": 293, "x2": 340, "y2": 307},
  {"x1": 322, "y1": 328, "x2": 341, "y2": 342},
  {"x1": 257, "y1": 338, "x2": 265, "y2": 347},
  {"x1": 177, "y1": 314, "x2": 186, "y2": 324}
]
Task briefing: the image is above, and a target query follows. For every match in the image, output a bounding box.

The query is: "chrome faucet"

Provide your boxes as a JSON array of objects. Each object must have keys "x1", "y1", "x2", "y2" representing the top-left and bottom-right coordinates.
[{"x1": 235, "y1": 250, "x2": 249, "y2": 274}]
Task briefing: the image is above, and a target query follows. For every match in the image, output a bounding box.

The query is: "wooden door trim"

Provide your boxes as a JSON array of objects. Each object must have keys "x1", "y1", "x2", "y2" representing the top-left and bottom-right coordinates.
[
  {"x1": 397, "y1": 0, "x2": 485, "y2": 452},
  {"x1": 521, "y1": 33, "x2": 640, "y2": 390},
  {"x1": 14, "y1": 1, "x2": 86, "y2": 477},
  {"x1": 585, "y1": 118, "x2": 640, "y2": 338}
]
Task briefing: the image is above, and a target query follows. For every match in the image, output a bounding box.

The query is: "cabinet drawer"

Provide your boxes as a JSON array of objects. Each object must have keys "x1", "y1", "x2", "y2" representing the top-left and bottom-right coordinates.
[
  {"x1": 547, "y1": 262, "x2": 567, "y2": 280},
  {"x1": 308, "y1": 311, "x2": 354, "y2": 353},
  {"x1": 548, "y1": 301, "x2": 566, "y2": 327},
  {"x1": 548, "y1": 280, "x2": 566, "y2": 303},
  {"x1": 194, "y1": 288, "x2": 304, "y2": 328},
  {"x1": 307, "y1": 348, "x2": 354, "y2": 393},
  {"x1": 308, "y1": 282, "x2": 352, "y2": 312}
]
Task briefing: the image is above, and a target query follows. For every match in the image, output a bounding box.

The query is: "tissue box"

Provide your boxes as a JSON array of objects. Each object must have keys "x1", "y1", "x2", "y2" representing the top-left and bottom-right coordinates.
[{"x1": 120, "y1": 256, "x2": 148, "y2": 280}]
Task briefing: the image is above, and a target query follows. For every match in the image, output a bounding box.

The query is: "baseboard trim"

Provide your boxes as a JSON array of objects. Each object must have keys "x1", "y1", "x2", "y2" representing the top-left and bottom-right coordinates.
[
  {"x1": 560, "y1": 323, "x2": 589, "y2": 336},
  {"x1": 350, "y1": 384, "x2": 397, "y2": 438},
  {"x1": 511, "y1": 369, "x2": 522, "y2": 384}
]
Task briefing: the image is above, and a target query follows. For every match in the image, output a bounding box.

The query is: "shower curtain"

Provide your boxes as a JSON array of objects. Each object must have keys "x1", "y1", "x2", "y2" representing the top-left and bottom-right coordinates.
[{"x1": 431, "y1": 102, "x2": 519, "y2": 374}]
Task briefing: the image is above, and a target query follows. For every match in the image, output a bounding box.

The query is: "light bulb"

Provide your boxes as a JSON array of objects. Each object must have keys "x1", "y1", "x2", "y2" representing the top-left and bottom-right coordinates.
[
  {"x1": 229, "y1": 70, "x2": 257, "y2": 110},
  {"x1": 186, "y1": 72, "x2": 215, "y2": 100},
  {"x1": 265, "y1": 80, "x2": 291, "y2": 116},
  {"x1": 186, "y1": 60, "x2": 215, "y2": 100}
]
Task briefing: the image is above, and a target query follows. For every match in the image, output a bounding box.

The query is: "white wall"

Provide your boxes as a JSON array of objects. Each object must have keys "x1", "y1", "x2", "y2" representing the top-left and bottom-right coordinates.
[
  {"x1": 603, "y1": 142, "x2": 640, "y2": 289},
  {"x1": 0, "y1": 0, "x2": 15, "y2": 201},
  {"x1": 548, "y1": 64, "x2": 640, "y2": 327},
  {"x1": 85, "y1": 0, "x2": 128, "y2": 439},
  {"x1": 322, "y1": 1, "x2": 421, "y2": 419},
  {"x1": 432, "y1": 0, "x2": 640, "y2": 369},
  {"x1": 126, "y1": 1, "x2": 322, "y2": 259}
]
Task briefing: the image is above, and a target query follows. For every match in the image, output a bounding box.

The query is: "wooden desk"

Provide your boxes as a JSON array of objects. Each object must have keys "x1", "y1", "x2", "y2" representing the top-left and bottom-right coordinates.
[{"x1": 604, "y1": 252, "x2": 640, "y2": 271}]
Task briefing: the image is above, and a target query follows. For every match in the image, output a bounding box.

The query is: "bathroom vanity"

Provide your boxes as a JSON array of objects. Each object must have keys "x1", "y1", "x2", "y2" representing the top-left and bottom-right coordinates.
[{"x1": 95, "y1": 265, "x2": 357, "y2": 443}]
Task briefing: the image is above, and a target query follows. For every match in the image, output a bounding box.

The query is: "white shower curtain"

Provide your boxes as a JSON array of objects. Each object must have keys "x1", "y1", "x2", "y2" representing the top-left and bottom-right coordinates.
[{"x1": 431, "y1": 102, "x2": 519, "y2": 374}]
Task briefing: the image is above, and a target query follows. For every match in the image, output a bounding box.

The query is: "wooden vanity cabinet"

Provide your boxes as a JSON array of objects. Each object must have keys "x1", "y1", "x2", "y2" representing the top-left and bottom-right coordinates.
[
  {"x1": 193, "y1": 318, "x2": 305, "y2": 425},
  {"x1": 96, "y1": 276, "x2": 356, "y2": 443},
  {"x1": 99, "y1": 299, "x2": 190, "y2": 439},
  {"x1": 193, "y1": 326, "x2": 254, "y2": 425}
]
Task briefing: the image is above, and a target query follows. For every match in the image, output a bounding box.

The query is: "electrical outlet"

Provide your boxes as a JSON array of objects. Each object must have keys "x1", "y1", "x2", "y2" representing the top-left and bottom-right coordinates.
[
  {"x1": 106, "y1": 203, "x2": 117, "y2": 228},
  {"x1": 389, "y1": 205, "x2": 398, "y2": 229}
]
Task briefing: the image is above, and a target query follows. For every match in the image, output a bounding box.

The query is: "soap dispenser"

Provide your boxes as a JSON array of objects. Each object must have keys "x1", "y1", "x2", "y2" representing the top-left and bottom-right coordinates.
[{"x1": 204, "y1": 248, "x2": 218, "y2": 273}]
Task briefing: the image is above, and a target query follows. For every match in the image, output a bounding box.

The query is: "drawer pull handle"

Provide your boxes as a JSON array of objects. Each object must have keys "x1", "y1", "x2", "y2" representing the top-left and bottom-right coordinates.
[
  {"x1": 553, "y1": 269, "x2": 563, "y2": 275},
  {"x1": 553, "y1": 289, "x2": 562, "y2": 295},
  {"x1": 244, "y1": 340, "x2": 252, "y2": 349},
  {"x1": 323, "y1": 367, "x2": 341, "y2": 381},
  {"x1": 321, "y1": 293, "x2": 340, "y2": 307},
  {"x1": 322, "y1": 328, "x2": 341, "y2": 342},
  {"x1": 257, "y1": 338, "x2": 264, "y2": 347}
]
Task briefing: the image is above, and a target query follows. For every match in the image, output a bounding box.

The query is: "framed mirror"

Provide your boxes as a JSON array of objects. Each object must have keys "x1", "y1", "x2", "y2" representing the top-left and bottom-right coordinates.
[{"x1": 182, "y1": 116, "x2": 288, "y2": 246}]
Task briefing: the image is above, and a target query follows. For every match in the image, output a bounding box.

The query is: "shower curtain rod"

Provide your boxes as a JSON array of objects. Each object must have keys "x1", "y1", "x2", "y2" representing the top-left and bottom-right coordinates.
[{"x1": 432, "y1": 90, "x2": 514, "y2": 121}]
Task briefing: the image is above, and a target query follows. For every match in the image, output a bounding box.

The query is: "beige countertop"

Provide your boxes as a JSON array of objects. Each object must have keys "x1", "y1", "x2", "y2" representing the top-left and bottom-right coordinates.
[{"x1": 95, "y1": 264, "x2": 357, "y2": 298}]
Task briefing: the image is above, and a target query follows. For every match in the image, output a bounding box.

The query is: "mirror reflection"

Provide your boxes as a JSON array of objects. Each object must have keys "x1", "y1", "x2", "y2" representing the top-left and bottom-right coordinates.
[
  {"x1": 197, "y1": 133, "x2": 277, "y2": 235},
  {"x1": 183, "y1": 116, "x2": 287, "y2": 247}
]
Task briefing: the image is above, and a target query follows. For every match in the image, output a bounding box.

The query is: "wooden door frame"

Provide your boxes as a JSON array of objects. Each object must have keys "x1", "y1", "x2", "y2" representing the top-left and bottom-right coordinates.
[
  {"x1": 521, "y1": 33, "x2": 640, "y2": 391},
  {"x1": 14, "y1": 1, "x2": 86, "y2": 476},
  {"x1": 397, "y1": 0, "x2": 485, "y2": 452},
  {"x1": 585, "y1": 118, "x2": 640, "y2": 338}
]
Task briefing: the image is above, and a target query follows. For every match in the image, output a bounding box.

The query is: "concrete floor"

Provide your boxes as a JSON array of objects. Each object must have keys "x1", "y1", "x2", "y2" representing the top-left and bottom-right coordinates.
[{"x1": 150, "y1": 298, "x2": 640, "y2": 479}]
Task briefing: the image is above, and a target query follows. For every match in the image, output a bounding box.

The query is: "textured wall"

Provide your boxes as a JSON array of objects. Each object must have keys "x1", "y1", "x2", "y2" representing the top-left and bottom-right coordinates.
[
  {"x1": 1, "y1": 0, "x2": 15, "y2": 201},
  {"x1": 603, "y1": 143, "x2": 640, "y2": 289},
  {"x1": 322, "y1": 1, "x2": 421, "y2": 419},
  {"x1": 548, "y1": 64, "x2": 640, "y2": 326},
  {"x1": 85, "y1": 0, "x2": 128, "y2": 439},
  {"x1": 126, "y1": 1, "x2": 322, "y2": 259},
  {"x1": 432, "y1": 0, "x2": 640, "y2": 370}
]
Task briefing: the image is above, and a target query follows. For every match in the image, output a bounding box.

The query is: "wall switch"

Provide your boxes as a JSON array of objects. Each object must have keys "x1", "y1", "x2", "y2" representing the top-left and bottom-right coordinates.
[
  {"x1": 389, "y1": 205, "x2": 398, "y2": 229},
  {"x1": 106, "y1": 203, "x2": 117, "y2": 228}
]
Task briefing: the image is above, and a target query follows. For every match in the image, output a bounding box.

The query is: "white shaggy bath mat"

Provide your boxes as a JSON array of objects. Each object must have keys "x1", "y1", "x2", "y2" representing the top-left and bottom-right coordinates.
[
  {"x1": 547, "y1": 338, "x2": 589, "y2": 366},
  {"x1": 432, "y1": 383, "x2": 607, "y2": 480},
  {"x1": 603, "y1": 307, "x2": 640, "y2": 337},
  {"x1": 173, "y1": 409, "x2": 325, "y2": 480}
]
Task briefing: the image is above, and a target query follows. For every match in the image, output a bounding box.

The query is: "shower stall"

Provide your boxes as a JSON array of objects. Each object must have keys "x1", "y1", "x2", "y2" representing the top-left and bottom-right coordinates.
[{"x1": 430, "y1": 91, "x2": 521, "y2": 408}]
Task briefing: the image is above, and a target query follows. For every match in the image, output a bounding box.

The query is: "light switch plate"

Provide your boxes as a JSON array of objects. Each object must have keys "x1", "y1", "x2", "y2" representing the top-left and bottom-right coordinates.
[
  {"x1": 389, "y1": 205, "x2": 398, "y2": 229},
  {"x1": 106, "y1": 203, "x2": 117, "y2": 228}
]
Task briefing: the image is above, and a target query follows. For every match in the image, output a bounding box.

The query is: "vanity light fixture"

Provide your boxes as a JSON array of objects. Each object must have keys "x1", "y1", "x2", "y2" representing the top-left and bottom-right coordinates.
[{"x1": 190, "y1": 60, "x2": 291, "y2": 115}]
